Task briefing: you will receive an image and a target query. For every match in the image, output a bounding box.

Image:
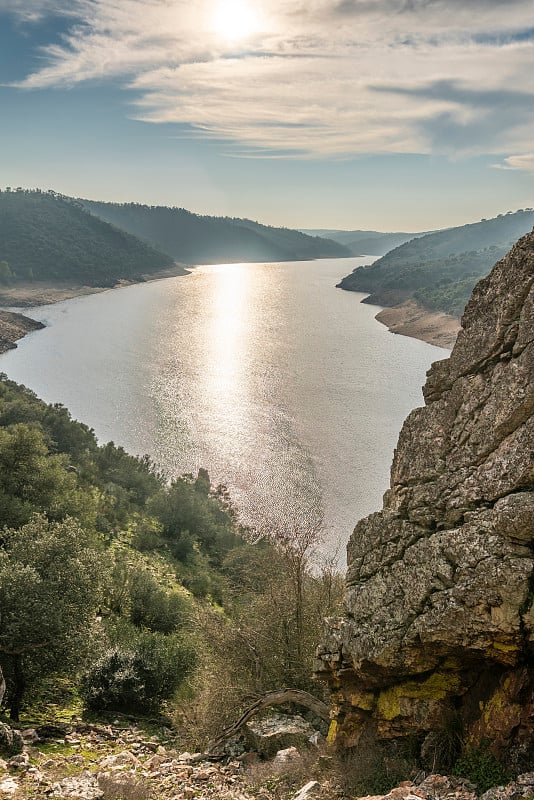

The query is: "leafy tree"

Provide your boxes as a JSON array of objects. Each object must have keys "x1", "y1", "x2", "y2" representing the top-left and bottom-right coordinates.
[
  {"x1": 129, "y1": 568, "x2": 193, "y2": 634},
  {"x1": 0, "y1": 423, "x2": 95, "y2": 529},
  {"x1": 0, "y1": 516, "x2": 104, "y2": 720},
  {"x1": 148, "y1": 472, "x2": 240, "y2": 565},
  {"x1": 0, "y1": 261, "x2": 12, "y2": 284}
]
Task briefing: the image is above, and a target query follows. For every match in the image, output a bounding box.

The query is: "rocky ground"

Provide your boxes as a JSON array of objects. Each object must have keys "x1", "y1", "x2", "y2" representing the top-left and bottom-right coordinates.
[
  {"x1": 1, "y1": 720, "x2": 533, "y2": 800},
  {"x1": 0, "y1": 310, "x2": 44, "y2": 354}
]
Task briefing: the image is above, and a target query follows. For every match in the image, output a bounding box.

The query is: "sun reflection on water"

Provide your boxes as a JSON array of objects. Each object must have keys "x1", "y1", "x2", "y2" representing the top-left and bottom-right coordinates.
[
  {"x1": 199, "y1": 263, "x2": 255, "y2": 449},
  {"x1": 205, "y1": 263, "x2": 250, "y2": 393}
]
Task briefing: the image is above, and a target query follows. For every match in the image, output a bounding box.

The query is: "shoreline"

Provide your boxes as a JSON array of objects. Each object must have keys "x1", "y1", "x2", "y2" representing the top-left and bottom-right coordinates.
[
  {"x1": 0, "y1": 263, "x2": 191, "y2": 352},
  {"x1": 0, "y1": 265, "x2": 460, "y2": 353},
  {"x1": 0, "y1": 263, "x2": 190, "y2": 310},
  {"x1": 0, "y1": 310, "x2": 46, "y2": 354},
  {"x1": 374, "y1": 299, "x2": 460, "y2": 350}
]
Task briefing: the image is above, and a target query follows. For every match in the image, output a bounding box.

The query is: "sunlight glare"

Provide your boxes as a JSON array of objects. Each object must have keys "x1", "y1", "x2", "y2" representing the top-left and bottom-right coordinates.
[{"x1": 211, "y1": 0, "x2": 262, "y2": 42}]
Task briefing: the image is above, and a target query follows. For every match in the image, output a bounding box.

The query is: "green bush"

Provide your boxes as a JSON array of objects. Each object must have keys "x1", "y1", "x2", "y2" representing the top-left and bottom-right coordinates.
[
  {"x1": 129, "y1": 569, "x2": 192, "y2": 633},
  {"x1": 81, "y1": 631, "x2": 196, "y2": 712},
  {"x1": 454, "y1": 747, "x2": 509, "y2": 793}
]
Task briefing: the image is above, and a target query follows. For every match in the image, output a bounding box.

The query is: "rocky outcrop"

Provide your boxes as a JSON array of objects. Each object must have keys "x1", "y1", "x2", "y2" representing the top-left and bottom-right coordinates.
[
  {"x1": 0, "y1": 309, "x2": 44, "y2": 353},
  {"x1": 317, "y1": 231, "x2": 534, "y2": 765}
]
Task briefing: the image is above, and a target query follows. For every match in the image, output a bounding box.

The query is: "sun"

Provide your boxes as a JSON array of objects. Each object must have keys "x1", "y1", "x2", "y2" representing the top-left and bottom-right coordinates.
[{"x1": 211, "y1": 0, "x2": 262, "y2": 42}]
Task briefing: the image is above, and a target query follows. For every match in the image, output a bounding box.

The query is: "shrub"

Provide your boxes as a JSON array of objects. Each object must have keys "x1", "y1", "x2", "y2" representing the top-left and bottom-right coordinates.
[
  {"x1": 454, "y1": 747, "x2": 509, "y2": 793},
  {"x1": 81, "y1": 631, "x2": 196, "y2": 712},
  {"x1": 420, "y1": 716, "x2": 463, "y2": 772},
  {"x1": 129, "y1": 569, "x2": 192, "y2": 633}
]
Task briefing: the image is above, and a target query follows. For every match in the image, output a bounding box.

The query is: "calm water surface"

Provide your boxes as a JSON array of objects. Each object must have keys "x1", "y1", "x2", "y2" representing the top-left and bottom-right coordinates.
[{"x1": 0, "y1": 258, "x2": 448, "y2": 562}]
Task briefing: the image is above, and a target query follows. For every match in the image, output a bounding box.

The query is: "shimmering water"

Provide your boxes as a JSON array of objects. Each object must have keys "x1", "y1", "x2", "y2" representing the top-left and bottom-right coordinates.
[{"x1": 0, "y1": 258, "x2": 448, "y2": 562}]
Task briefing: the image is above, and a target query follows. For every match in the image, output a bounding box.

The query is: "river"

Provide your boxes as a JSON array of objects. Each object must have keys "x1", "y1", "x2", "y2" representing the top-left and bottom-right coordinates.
[{"x1": 0, "y1": 258, "x2": 448, "y2": 563}]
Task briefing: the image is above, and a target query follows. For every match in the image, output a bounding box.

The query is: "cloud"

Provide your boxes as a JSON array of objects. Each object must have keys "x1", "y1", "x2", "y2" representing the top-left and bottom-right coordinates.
[
  {"x1": 372, "y1": 79, "x2": 534, "y2": 155},
  {"x1": 494, "y1": 153, "x2": 534, "y2": 173},
  {"x1": 5, "y1": 0, "x2": 534, "y2": 158},
  {"x1": 0, "y1": 0, "x2": 85, "y2": 22}
]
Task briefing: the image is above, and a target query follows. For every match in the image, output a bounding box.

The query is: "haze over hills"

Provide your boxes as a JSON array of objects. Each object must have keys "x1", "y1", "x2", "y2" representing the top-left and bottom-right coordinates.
[
  {"x1": 81, "y1": 200, "x2": 351, "y2": 264},
  {"x1": 301, "y1": 228, "x2": 427, "y2": 256},
  {"x1": 0, "y1": 189, "x2": 174, "y2": 286},
  {"x1": 337, "y1": 209, "x2": 534, "y2": 316}
]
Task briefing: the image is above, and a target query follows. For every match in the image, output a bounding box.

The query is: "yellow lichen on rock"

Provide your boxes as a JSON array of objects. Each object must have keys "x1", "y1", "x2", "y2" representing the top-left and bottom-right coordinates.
[{"x1": 326, "y1": 719, "x2": 338, "y2": 745}]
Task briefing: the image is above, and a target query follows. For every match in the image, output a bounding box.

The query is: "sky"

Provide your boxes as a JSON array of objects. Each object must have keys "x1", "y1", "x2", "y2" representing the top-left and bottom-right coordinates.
[{"x1": 1, "y1": 0, "x2": 534, "y2": 230}]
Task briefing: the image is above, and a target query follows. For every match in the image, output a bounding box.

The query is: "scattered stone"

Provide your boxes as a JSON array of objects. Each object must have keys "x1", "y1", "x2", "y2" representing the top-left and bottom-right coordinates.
[
  {"x1": 273, "y1": 746, "x2": 301, "y2": 764},
  {"x1": 7, "y1": 752, "x2": 29, "y2": 770},
  {"x1": 21, "y1": 728, "x2": 40, "y2": 743},
  {"x1": 0, "y1": 776, "x2": 19, "y2": 796},
  {"x1": 0, "y1": 724, "x2": 23, "y2": 756},
  {"x1": 36, "y1": 724, "x2": 69, "y2": 740},
  {"x1": 293, "y1": 780, "x2": 321, "y2": 800},
  {"x1": 99, "y1": 751, "x2": 141, "y2": 770},
  {"x1": 49, "y1": 772, "x2": 103, "y2": 799}
]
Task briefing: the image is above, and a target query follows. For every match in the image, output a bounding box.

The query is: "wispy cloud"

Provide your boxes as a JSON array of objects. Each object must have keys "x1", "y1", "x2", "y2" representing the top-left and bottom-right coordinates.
[
  {"x1": 4, "y1": 0, "x2": 534, "y2": 158},
  {"x1": 0, "y1": 0, "x2": 86, "y2": 22},
  {"x1": 494, "y1": 153, "x2": 534, "y2": 173}
]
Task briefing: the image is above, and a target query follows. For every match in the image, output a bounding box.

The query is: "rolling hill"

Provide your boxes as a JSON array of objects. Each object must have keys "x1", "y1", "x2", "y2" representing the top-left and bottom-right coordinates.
[
  {"x1": 337, "y1": 209, "x2": 534, "y2": 316},
  {"x1": 0, "y1": 190, "x2": 174, "y2": 286},
  {"x1": 81, "y1": 201, "x2": 351, "y2": 264},
  {"x1": 302, "y1": 228, "x2": 427, "y2": 256}
]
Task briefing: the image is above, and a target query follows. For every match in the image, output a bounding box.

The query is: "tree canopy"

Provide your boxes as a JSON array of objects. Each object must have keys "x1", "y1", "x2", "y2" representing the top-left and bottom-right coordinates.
[
  {"x1": 338, "y1": 209, "x2": 534, "y2": 316},
  {"x1": 0, "y1": 189, "x2": 173, "y2": 285}
]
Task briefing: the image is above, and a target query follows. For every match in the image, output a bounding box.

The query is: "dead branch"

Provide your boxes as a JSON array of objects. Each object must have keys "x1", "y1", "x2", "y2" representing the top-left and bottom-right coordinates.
[{"x1": 208, "y1": 688, "x2": 330, "y2": 752}]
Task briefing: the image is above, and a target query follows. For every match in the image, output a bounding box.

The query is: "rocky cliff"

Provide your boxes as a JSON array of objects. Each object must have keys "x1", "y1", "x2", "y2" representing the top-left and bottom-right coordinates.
[{"x1": 317, "y1": 231, "x2": 534, "y2": 767}]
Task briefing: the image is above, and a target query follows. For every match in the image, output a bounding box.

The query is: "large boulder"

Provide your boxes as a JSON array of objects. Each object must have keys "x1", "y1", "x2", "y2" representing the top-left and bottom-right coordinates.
[
  {"x1": 244, "y1": 713, "x2": 317, "y2": 758},
  {"x1": 316, "y1": 231, "x2": 534, "y2": 764},
  {"x1": 0, "y1": 722, "x2": 24, "y2": 756}
]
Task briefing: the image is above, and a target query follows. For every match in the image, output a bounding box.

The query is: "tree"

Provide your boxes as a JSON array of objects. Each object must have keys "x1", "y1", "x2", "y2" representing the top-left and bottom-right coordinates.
[
  {"x1": 0, "y1": 516, "x2": 104, "y2": 720},
  {"x1": 0, "y1": 261, "x2": 12, "y2": 284},
  {"x1": 0, "y1": 423, "x2": 96, "y2": 529}
]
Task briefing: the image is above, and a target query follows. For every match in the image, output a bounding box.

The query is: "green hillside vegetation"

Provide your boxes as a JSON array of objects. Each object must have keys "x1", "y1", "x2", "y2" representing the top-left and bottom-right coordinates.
[
  {"x1": 0, "y1": 376, "x2": 339, "y2": 742},
  {"x1": 0, "y1": 189, "x2": 173, "y2": 285},
  {"x1": 337, "y1": 209, "x2": 534, "y2": 315},
  {"x1": 81, "y1": 200, "x2": 351, "y2": 263}
]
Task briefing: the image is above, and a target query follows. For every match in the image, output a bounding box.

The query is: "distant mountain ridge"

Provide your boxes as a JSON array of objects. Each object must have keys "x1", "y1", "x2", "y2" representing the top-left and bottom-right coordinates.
[
  {"x1": 0, "y1": 189, "x2": 174, "y2": 286},
  {"x1": 81, "y1": 201, "x2": 351, "y2": 264},
  {"x1": 301, "y1": 228, "x2": 430, "y2": 256},
  {"x1": 337, "y1": 209, "x2": 534, "y2": 316}
]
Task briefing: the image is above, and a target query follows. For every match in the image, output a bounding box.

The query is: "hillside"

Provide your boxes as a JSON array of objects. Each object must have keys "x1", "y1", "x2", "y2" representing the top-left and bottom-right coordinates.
[
  {"x1": 81, "y1": 200, "x2": 351, "y2": 263},
  {"x1": 302, "y1": 228, "x2": 423, "y2": 256},
  {"x1": 0, "y1": 373, "x2": 340, "y2": 763},
  {"x1": 337, "y1": 209, "x2": 534, "y2": 315},
  {"x1": 0, "y1": 190, "x2": 174, "y2": 286}
]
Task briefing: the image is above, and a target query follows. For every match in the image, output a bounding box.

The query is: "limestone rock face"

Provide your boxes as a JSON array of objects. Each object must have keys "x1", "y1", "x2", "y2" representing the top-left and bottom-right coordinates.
[{"x1": 317, "y1": 231, "x2": 534, "y2": 761}]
